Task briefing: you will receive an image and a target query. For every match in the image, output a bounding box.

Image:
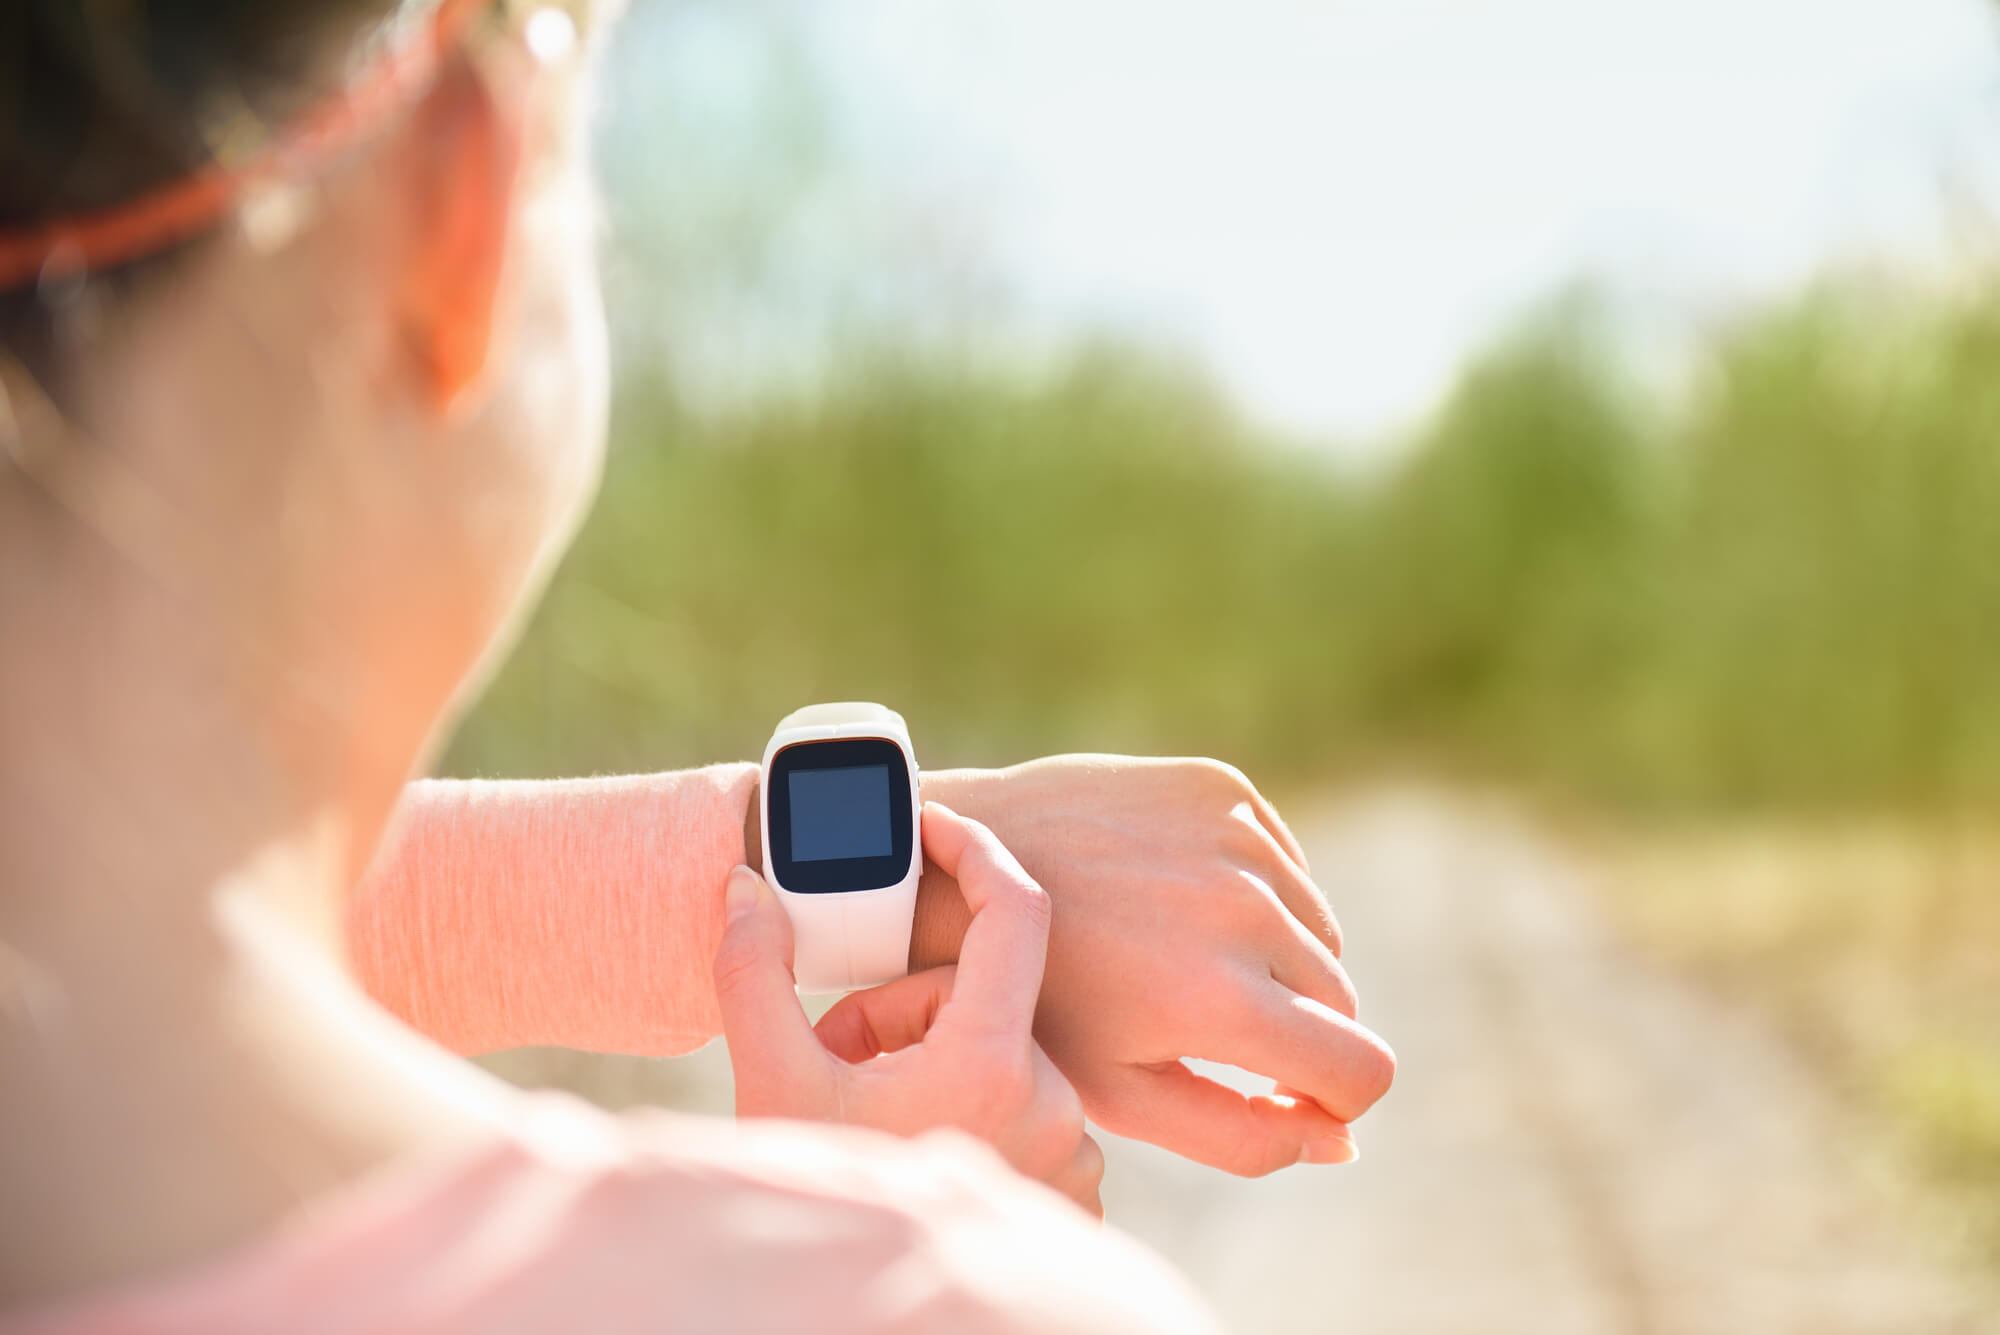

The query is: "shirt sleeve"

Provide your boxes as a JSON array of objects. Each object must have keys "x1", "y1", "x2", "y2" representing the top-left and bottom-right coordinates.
[{"x1": 343, "y1": 765, "x2": 759, "y2": 1057}]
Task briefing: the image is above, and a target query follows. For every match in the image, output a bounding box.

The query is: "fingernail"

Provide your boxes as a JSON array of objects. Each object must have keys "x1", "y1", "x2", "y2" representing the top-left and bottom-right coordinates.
[
  {"x1": 725, "y1": 866, "x2": 760, "y2": 923},
  {"x1": 1299, "y1": 1136, "x2": 1359, "y2": 1165}
]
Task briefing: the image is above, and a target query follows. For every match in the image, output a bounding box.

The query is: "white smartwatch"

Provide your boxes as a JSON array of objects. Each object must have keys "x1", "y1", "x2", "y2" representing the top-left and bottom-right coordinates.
[{"x1": 759, "y1": 702, "x2": 922, "y2": 993}]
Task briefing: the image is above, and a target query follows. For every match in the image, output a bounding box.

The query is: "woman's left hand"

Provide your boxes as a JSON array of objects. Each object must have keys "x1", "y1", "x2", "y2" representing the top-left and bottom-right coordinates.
[{"x1": 917, "y1": 756, "x2": 1394, "y2": 1177}]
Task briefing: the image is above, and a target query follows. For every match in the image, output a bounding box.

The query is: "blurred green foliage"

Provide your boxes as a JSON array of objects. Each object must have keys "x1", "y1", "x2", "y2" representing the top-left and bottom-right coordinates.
[
  {"x1": 447, "y1": 279, "x2": 2000, "y2": 815},
  {"x1": 1887, "y1": 1038, "x2": 2000, "y2": 1230}
]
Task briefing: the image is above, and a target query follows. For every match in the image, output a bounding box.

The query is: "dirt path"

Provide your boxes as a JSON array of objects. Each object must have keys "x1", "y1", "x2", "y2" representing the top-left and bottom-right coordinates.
[
  {"x1": 487, "y1": 788, "x2": 1993, "y2": 1332},
  {"x1": 1098, "y1": 790, "x2": 1992, "y2": 1334}
]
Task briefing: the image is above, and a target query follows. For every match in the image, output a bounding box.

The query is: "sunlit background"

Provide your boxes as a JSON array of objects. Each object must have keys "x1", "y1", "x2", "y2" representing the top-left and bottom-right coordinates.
[
  {"x1": 458, "y1": 0, "x2": 2000, "y2": 1328},
  {"x1": 594, "y1": 0, "x2": 2000, "y2": 444}
]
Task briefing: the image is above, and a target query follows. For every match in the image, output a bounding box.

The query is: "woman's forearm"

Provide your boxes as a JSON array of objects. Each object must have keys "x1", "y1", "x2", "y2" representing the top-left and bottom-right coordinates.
[{"x1": 347, "y1": 764, "x2": 759, "y2": 1057}]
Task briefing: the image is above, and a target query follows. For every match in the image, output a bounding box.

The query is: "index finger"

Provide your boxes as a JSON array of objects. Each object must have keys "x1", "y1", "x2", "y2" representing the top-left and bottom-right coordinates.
[
  {"x1": 920, "y1": 802, "x2": 1050, "y2": 1042},
  {"x1": 1199, "y1": 984, "x2": 1396, "y2": 1123}
]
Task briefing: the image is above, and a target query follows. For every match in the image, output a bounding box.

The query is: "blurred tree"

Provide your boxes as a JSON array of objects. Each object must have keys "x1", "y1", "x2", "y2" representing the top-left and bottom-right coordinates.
[
  {"x1": 1352, "y1": 302, "x2": 1656, "y2": 786},
  {"x1": 448, "y1": 275, "x2": 2000, "y2": 818},
  {"x1": 1659, "y1": 285, "x2": 2000, "y2": 809}
]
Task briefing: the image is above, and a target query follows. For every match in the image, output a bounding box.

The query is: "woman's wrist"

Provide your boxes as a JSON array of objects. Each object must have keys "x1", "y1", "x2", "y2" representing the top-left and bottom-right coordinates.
[{"x1": 909, "y1": 768, "x2": 1001, "y2": 970}]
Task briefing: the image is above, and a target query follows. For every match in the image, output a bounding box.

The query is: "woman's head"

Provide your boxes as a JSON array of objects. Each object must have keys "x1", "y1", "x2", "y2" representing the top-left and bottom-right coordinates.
[{"x1": 1, "y1": 0, "x2": 612, "y2": 788}]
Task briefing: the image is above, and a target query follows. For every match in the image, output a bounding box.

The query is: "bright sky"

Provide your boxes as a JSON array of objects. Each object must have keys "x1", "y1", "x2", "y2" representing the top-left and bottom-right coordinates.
[{"x1": 606, "y1": 0, "x2": 2000, "y2": 447}]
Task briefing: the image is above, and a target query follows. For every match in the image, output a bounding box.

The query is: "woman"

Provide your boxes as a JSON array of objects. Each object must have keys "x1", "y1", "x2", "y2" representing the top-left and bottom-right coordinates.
[{"x1": 0, "y1": 0, "x2": 1393, "y2": 1329}]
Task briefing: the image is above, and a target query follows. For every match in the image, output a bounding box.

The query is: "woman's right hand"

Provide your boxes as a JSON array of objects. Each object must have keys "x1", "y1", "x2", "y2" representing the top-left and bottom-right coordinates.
[{"x1": 713, "y1": 803, "x2": 1104, "y2": 1214}]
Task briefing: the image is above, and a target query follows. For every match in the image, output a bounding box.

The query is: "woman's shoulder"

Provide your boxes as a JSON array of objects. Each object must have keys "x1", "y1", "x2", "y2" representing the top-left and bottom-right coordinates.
[{"x1": 5, "y1": 1093, "x2": 1215, "y2": 1335}]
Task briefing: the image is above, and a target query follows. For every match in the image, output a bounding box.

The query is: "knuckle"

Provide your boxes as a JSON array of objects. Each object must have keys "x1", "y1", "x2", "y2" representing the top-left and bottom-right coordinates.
[
  {"x1": 1214, "y1": 866, "x2": 1277, "y2": 924},
  {"x1": 1210, "y1": 969, "x2": 1272, "y2": 1031},
  {"x1": 1212, "y1": 1112, "x2": 1306, "y2": 1179},
  {"x1": 1187, "y1": 756, "x2": 1252, "y2": 797},
  {"x1": 964, "y1": 825, "x2": 1047, "y2": 899},
  {"x1": 1049, "y1": 1082, "x2": 1088, "y2": 1145},
  {"x1": 984, "y1": 864, "x2": 1053, "y2": 929},
  {"x1": 1239, "y1": 1139, "x2": 1301, "y2": 1178},
  {"x1": 1205, "y1": 1128, "x2": 1286, "y2": 1178},
  {"x1": 710, "y1": 933, "x2": 764, "y2": 995},
  {"x1": 1217, "y1": 810, "x2": 1272, "y2": 863},
  {"x1": 1031, "y1": 1098, "x2": 1088, "y2": 1176},
  {"x1": 1080, "y1": 1133, "x2": 1105, "y2": 1183},
  {"x1": 1327, "y1": 969, "x2": 1361, "y2": 1021},
  {"x1": 955, "y1": 816, "x2": 997, "y2": 856},
  {"x1": 1302, "y1": 956, "x2": 1360, "y2": 1021},
  {"x1": 1074, "y1": 1134, "x2": 1106, "y2": 1196},
  {"x1": 961, "y1": 817, "x2": 1013, "y2": 867},
  {"x1": 1014, "y1": 877, "x2": 1054, "y2": 930},
  {"x1": 969, "y1": 1046, "x2": 1040, "y2": 1114},
  {"x1": 1001, "y1": 1056, "x2": 1041, "y2": 1108}
]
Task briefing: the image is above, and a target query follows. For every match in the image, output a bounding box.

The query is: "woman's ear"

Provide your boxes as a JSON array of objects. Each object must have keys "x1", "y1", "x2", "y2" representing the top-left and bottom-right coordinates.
[{"x1": 390, "y1": 53, "x2": 528, "y2": 416}]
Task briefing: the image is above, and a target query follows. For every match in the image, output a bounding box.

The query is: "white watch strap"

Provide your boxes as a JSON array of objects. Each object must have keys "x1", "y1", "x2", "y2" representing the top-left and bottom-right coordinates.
[
  {"x1": 762, "y1": 702, "x2": 919, "y2": 993},
  {"x1": 786, "y1": 881, "x2": 918, "y2": 993},
  {"x1": 773, "y1": 701, "x2": 904, "y2": 732}
]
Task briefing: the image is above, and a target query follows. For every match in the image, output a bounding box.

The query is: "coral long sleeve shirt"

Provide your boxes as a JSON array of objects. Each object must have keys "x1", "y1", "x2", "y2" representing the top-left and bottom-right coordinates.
[{"x1": 348, "y1": 765, "x2": 761, "y2": 1057}]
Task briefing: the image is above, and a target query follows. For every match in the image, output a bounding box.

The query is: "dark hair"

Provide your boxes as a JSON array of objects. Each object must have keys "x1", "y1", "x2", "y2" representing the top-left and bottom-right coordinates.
[{"x1": 0, "y1": 0, "x2": 408, "y2": 379}]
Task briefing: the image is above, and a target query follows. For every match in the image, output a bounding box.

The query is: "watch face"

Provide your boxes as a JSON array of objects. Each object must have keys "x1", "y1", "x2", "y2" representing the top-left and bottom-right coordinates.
[{"x1": 767, "y1": 737, "x2": 915, "y2": 894}]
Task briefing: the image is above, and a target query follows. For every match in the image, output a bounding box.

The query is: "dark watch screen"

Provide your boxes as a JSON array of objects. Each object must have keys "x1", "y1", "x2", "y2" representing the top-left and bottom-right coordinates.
[{"x1": 767, "y1": 738, "x2": 913, "y2": 894}]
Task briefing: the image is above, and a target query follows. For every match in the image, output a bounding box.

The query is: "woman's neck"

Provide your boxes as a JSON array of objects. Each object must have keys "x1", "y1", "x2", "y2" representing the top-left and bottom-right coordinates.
[{"x1": 0, "y1": 477, "x2": 507, "y2": 1308}]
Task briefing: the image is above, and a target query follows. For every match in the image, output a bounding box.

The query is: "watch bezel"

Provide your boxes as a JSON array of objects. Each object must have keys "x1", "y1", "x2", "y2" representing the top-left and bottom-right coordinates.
[{"x1": 766, "y1": 737, "x2": 916, "y2": 895}]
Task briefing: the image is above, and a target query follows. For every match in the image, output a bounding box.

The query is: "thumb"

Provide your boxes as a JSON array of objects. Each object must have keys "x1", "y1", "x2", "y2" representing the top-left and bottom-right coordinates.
[{"x1": 713, "y1": 865, "x2": 825, "y2": 1115}]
